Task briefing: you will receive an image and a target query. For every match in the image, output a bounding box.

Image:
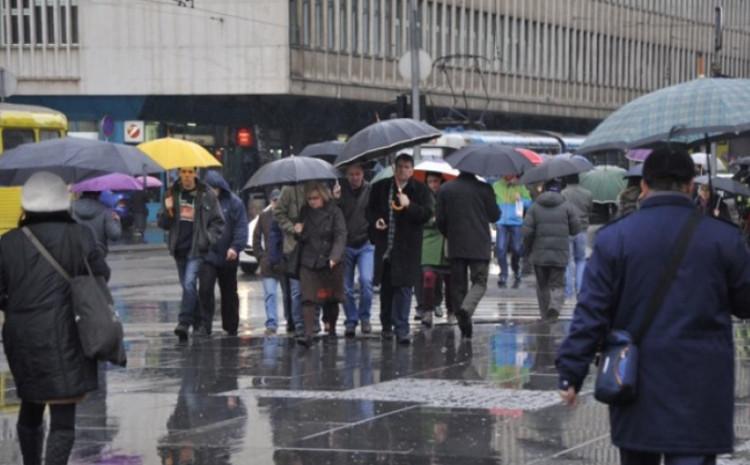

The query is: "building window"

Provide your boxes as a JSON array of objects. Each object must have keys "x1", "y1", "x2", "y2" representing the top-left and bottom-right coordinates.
[
  {"x1": 1, "y1": 0, "x2": 78, "y2": 46},
  {"x1": 340, "y1": 0, "x2": 347, "y2": 51}
]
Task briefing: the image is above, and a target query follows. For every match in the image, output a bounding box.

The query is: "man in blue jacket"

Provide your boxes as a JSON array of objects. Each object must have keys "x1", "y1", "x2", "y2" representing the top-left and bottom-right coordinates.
[
  {"x1": 556, "y1": 147, "x2": 750, "y2": 465},
  {"x1": 198, "y1": 171, "x2": 248, "y2": 336}
]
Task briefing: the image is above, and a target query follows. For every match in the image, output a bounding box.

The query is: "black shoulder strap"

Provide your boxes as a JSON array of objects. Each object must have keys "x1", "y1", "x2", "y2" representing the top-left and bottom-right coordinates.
[
  {"x1": 22, "y1": 227, "x2": 72, "y2": 281},
  {"x1": 633, "y1": 210, "x2": 702, "y2": 343}
]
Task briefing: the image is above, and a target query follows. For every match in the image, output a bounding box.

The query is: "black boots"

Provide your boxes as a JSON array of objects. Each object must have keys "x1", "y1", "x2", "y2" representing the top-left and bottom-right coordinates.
[
  {"x1": 456, "y1": 309, "x2": 473, "y2": 339},
  {"x1": 44, "y1": 430, "x2": 75, "y2": 465},
  {"x1": 17, "y1": 424, "x2": 43, "y2": 465}
]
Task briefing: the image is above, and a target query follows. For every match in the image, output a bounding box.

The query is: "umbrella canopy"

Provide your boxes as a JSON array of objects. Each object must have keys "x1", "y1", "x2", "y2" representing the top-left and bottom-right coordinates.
[
  {"x1": 625, "y1": 148, "x2": 652, "y2": 162},
  {"x1": 138, "y1": 138, "x2": 221, "y2": 169},
  {"x1": 579, "y1": 78, "x2": 750, "y2": 154},
  {"x1": 691, "y1": 152, "x2": 726, "y2": 171},
  {"x1": 624, "y1": 164, "x2": 644, "y2": 179},
  {"x1": 0, "y1": 137, "x2": 164, "y2": 186},
  {"x1": 298, "y1": 140, "x2": 344, "y2": 165},
  {"x1": 444, "y1": 144, "x2": 534, "y2": 177},
  {"x1": 519, "y1": 155, "x2": 594, "y2": 185},
  {"x1": 371, "y1": 159, "x2": 459, "y2": 184},
  {"x1": 515, "y1": 148, "x2": 544, "y2": 165},
  {"x1": 731, "y1": 156, "x2": 750, "y2": 166},
  {"x1": 72, "y1": 173, "x2": 162, "y2": 193},
  {"x1": 243, "y1": 156, "x2": 339, "y2": 190},
  {"x1": 695, "y1": 175, "x2": 750, "y2": 197},
  {"x1": 334, "y1": 118, "x2": 441, "y2": 167},
  {"x1": 580, "y1": 165, "x2": 628, "y2": 204}
]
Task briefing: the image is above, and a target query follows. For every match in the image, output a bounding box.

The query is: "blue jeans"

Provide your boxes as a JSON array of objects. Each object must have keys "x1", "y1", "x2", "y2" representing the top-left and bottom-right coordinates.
[
  {"x1": 175, "y1": 257, "x2": 203, "y2": 327},
  {"x1": 262, "y1": 277, "x2": 280, "y2": 330},
  {"x1": 290, "y1": 278, "x2": 302, "y2": 331},
  {"x1": 496, "y1": 225, "x2": 523, "y2": 281},
  {"x1": 565, "y1": 232, "x2": 587, "y2": 297},
  {"x1": 343, "y1": 242, "x2": 374, "y2": 329}
]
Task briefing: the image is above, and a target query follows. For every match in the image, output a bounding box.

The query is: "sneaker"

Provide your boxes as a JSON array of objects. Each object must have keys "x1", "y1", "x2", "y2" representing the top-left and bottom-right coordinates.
[
  {"x1": 174, "y1": 323, "x2": 189, "y2": 342},
  {"x1": 361, "y1": 321, "x2": 372, "y2": 334},
  {"x1": 413, "y1": 312, "x2": 422, "y2": 321},
  {"x1": 456, "y1": 310, "x2": 473, "y2": 339},
  {"x1": 286, "y1": 323, "x2": 295, "y2": 333},
  {"x1": 381, "y1": 330, "x2": 394, "y2": 341},
  {"x1": 345, "y1": 327, "x2": 356, "y2": 338},
  {"x1": 434, "y1": 306, "x2": 444, "y2": 318},
  {"x1": 193, "y1": 326, "x2": 210, "y2": 337},
  {"x1": 397, "y1": 336, "x2": 411, "y2": 346},
  {"x1": 265, "y1": 327, "x2": 277, "y2": 336}
]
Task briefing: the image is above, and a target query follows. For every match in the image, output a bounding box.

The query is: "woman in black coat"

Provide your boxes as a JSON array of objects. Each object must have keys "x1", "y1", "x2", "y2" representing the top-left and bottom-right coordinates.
[
  {"x1": 294, "y1": 182, "x2": 347, "y2": 346},
  {"x1": 2, "y1": 172, "x2": 109, "y2": 465}
]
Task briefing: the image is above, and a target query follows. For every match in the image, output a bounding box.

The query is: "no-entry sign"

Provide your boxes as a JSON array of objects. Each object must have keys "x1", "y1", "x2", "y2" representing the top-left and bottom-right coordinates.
[{"x1": 124, "y1": 120, "x2": 145, "y2": 143}]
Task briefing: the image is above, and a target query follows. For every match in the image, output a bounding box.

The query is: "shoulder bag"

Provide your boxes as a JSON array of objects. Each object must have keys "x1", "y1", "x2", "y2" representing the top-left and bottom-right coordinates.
[
  {"x1": 23, "y1": 227, "x2": 127, "y2": 367},
  {"x1": 594, "y1": 210, "x2": 701, "y2": 405}
]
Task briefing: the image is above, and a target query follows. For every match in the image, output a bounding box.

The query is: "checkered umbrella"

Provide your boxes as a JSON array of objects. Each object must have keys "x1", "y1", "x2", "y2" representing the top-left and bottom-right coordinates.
[{"x1": 578, "y1": 78, "x2": 750, "y2": 154}]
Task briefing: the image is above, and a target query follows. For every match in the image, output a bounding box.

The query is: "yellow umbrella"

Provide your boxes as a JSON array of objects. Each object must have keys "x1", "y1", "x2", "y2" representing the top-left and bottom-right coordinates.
[{"x1": 138, "y1": 137, "x2": 221, "y2": 169}]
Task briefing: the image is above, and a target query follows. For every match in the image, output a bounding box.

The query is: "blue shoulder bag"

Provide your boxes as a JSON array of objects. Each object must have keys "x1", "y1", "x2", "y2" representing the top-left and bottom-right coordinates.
[{"x1": 594, "y1": 210, "x2": 702, "y2": 405}]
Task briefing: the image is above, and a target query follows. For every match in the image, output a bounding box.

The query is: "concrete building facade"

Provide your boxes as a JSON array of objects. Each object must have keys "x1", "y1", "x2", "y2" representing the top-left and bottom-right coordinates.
[{"x1": 0, "y1": 0, "x2": 748, "y2": 184}]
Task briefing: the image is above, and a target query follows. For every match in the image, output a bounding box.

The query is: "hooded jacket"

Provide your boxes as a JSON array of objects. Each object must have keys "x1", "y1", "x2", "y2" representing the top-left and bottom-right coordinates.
[
  {"x1": 72, "y1": 197, "x2": 122, "y2": 257},
  {"x1": 522, "y1": 191, "x2": 580, "y2": 267},
  {"x1": 202, "y1": 171, "x2": 248, "y2": 267},
  {"x1": 561, "y1": 184, "x2": 593, "y2": 230},
  {"x1": 157, "y1": 178, "x2": 225, "y2": 259}
]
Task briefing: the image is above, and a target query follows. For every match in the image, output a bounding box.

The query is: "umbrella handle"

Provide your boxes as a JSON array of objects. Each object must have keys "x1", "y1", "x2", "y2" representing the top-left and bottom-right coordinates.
[{"x1": 391, "y1": 182, "x2": 406, "y2": 211}]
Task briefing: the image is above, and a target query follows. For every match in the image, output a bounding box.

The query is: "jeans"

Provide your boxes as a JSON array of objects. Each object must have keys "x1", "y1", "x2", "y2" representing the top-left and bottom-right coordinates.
[
  {"x1": 176, "y1": 256, "x2": 203, "y2": 327},
  {"x1": 343, "y1": 242, "x2": 374, "y2": 329},
  {"x1": 290, "y1": 278, "x2": 303, "y2": 331},
  {"x1": 496, "y1": 225, "x2": 523, "y2": 281},
  {"x1": 198, "y1": 260, "x2": 239, "y2": 334},
  {"x1": 565, "y1": 232, "x2": 587, "y2": 297},
  {"x1": 380, "y1": 261, "x2": 414, "y2": 339},
  {"x1": 262, "y1": 277, "x2": 280, "y2": 330}
]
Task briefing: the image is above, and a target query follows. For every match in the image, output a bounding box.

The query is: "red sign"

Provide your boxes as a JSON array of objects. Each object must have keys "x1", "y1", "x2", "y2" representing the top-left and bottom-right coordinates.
[{"x1": 236, "y1": 128, "x2": 254, "y2": 147}]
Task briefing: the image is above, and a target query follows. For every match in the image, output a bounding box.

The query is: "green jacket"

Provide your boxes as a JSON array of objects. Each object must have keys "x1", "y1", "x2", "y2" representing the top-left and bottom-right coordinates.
[{"x1": 421, "y1": 191, "x2": 448, "y2": 267}]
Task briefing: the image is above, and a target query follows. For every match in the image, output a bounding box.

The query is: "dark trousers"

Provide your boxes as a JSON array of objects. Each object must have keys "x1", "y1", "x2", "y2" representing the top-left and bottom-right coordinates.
[
  {"x1": 198, "y1": 261, "x2": 240, "y2": 334},
  {"x1": 280, "y1": 274, "x2": 293, "y2": 328},
  {"x1": 379, "y1": 261, "x2": 413, "y2": 338},
  {"x1": 620, "y1": 449, "x2": 716, "y2": 465},
  {"x1": 421, "y1": 269, "x2": 451, "y2": 313},
  {"x1": 18, "y1": 401, "x2": 76, "y2": 464},
  {"x1": 449, "y1": 259, "x2": 489, "y2": 317},
  {"x1": 533, "y1": 265, "x2": 566, "y2": 319}
]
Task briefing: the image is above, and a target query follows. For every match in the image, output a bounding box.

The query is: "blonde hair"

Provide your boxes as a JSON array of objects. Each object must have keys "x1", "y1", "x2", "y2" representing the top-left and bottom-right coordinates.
[{"x1": 303, "y1": 181, "x2": 332, "y2": 203}]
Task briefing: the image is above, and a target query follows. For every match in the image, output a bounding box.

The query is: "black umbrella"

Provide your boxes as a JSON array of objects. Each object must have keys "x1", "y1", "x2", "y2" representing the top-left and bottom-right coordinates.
[
  {"x1": 695, "y1": 175, "x2": 750, "y2": 197},
  {"x1": 298, "y1": 140, "x2": 344, "y2": 165},
  {"x1": 334, "y1": 118, "x2": 441, "y2": 167},
  {"x1": 519, "y1": 155, "x2": 594, "y2": 184},
  {"x1": 0, "y1": 137, "x2": 164, "y2": 186},
  {"x1": 243, "y1": 156, "x2": 339, "y2": 190},
  {"x1": 731, "y1": 157, "x2": 750, "y2": 167},
  {"x1": 445, "y1": 144, "x2": 534, "y2": 177}
]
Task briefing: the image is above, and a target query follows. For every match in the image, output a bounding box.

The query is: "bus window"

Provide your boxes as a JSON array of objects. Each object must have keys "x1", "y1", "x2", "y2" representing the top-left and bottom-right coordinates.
[
  {"x1": 39, "y1": 129, "x2": 62, "y2": 141},
  {"x1": 2, "y1": 129, "x2": 34, "y2": 151}
]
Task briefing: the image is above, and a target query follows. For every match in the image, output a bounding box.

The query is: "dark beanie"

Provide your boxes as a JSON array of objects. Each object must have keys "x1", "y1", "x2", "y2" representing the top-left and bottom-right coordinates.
[{"x1": 643, "y1": 146, "x2": 695, "y2": 185}]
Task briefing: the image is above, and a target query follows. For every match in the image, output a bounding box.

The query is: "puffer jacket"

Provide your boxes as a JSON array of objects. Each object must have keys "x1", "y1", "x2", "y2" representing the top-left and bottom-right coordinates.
[
  {"x1": 157, "y1": 179, "x2": 225, "y2": 258},
  {"x1": 72, "y1": 197, "x2": 122, "y2": 257},
  {"x1": 1, "y1": 214, "x2": 109, "y2": 402},
  {"x1": 522, "y1": 191, "x2": 580, "y2": 267}
]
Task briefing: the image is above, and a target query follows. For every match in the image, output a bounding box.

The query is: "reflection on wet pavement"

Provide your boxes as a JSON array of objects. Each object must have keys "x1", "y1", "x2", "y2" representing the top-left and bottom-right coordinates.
[{"x1": 2, "y1": 319, "x2": 750, "y2": 464}]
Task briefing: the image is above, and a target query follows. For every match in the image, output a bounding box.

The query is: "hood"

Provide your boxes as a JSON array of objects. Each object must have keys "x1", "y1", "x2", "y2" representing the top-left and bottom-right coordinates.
[
  {"x1": 203, "y1": 170, "x2": 231, "y2": 193},
  {"x1": 73, "y1": 197, "x2": 107, "y2": 220},
  {"x1": 536, "y1": 191, "x2": 565, "y2": 208}
]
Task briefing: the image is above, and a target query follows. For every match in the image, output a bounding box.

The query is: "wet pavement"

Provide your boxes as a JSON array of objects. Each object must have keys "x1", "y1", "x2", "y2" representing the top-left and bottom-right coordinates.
[{"x1": 2, "y1": 249, "x2": 750, "y2": 464}]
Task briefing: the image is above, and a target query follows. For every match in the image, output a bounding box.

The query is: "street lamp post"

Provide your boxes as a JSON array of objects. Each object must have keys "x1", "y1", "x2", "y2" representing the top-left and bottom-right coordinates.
[{"x1": 409, "y1": 0, "x2": 420, "y2": 121}]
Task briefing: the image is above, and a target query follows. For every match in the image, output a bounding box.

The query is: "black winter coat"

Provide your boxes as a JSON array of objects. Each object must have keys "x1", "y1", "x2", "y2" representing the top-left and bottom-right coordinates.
[
  {"x1": 436, "y1": 174, "x2": 500, "y2": 260},
  {"x1": 366, "y1": 178, "x2": 433, "y2": 287},
  {"x1": 1, "y1": 215, "x2": 109, "y2": 402}
]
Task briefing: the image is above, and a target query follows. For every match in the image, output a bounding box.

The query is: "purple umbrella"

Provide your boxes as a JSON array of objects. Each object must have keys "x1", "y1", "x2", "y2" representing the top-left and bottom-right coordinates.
[
  {"x1": 72, "y1": 173, "x2": 162, "y2": 193},
  {"x1": 625, "y1": 148, "x2": 652, "y2": 162}
]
